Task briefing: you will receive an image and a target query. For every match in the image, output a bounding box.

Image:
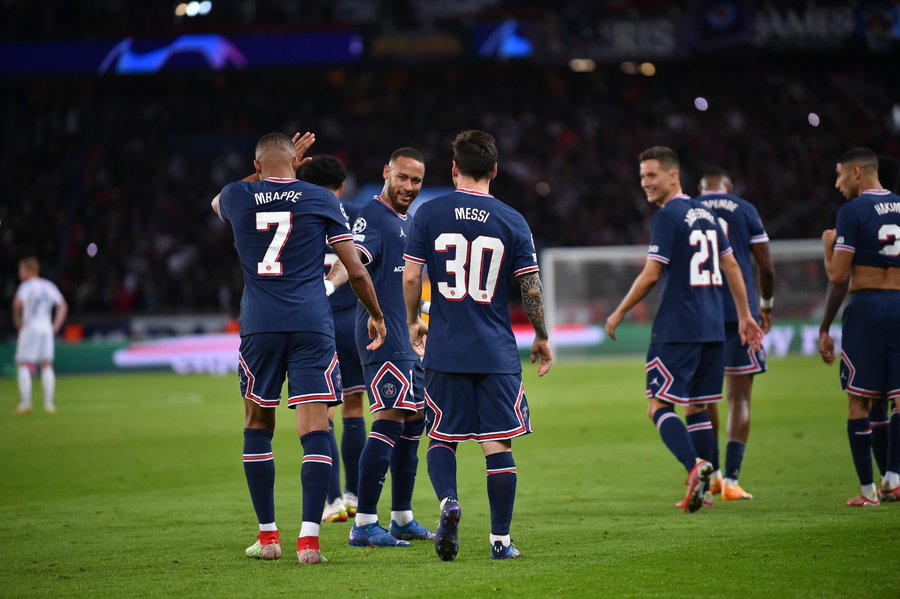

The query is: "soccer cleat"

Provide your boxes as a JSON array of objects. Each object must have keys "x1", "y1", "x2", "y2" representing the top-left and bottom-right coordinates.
[
  {"x1": 390, "y1": 519, "x2": 435, "y2": 541},
  {"x1": 14, "y1": 405, "x2": 32, "y2": 415},
  {"x1": 297, "y1": 536, "x2": 327, "y2": 564},
  {"x1": 491, "y1": 541, "x2": 521, "y2": 560},
  {"x1": 44, "y1": 405, "x2": 58, "y2": 415},
  {"x1": 682, "y1": 459, "x2": 714, "y2": 513},
  {"x1": 721, "y1": 480, "x2": 753, "y2": 501},
  {"x1": 676, "y1": 491, "x2": 714, "y2": 510},
  {"x1": 343, "y1": 492, "x2": 358, "y2": 517},
  {"x1": 245, "y1": 534, "x2": 282, "y2": 560},
  {"x1": 709, "y1": 471, "x2": 723, "y2": 495},
  {"x1": 321, "y1": 497, "x2": 348, "y2": 523},
  {"x1": 434, "y1": 499, "x2": 462, "y2": 561},
  {"x1": 348, "y1": 522, "x2": 410, "y2": 547},
  {"x1": 880, "y1": 486, "x2": 900, "y2": 503},
  {"x1": 846, "y1": 494, "x2": 880, "y2": 508}
]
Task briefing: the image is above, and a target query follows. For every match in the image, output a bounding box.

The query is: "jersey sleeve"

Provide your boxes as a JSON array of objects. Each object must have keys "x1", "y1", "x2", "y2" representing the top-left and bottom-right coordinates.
[
  {"x1": 403, "y1": 210, "x2": 428, "y2": 266},
  {"x1": 715, "y1": 218, "x2": 733, "y2": 257},
  {"x1": 217, "y1": 183, "x2": 236, "y2": 223},
  {"x1": 648, "y1": 210, "x2": 676, "y2": 265},
  {"x1": 834, "y1": 203, "x2": 857, "y2": 254},
  {"x1": 351, "y1": 209, "x2": 381, "y2": 265},
  {"x1": 511, "y1": 214, "x2": 540, "y2": 277},
  {"x1": 747, "y1": 205, "x2": 769, "y2": 245},
  {"x1": 48, "y1": 282, "x2": 65, "y2": 306},
  {"x1": 322, "y1": 193, "x2": 354, "y2": 247}
]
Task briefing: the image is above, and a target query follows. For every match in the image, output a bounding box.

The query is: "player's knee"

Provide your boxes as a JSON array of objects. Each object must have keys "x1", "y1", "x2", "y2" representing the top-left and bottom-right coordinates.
[
  {"x1": 848, "y1": 394, "x2": 872, "y2": 419},
  {"x1": 341, "y1": 392, "x2": 365, "y2": 418}
]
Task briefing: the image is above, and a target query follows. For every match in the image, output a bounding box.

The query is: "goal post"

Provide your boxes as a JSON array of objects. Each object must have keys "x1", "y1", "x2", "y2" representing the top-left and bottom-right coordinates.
[{"x1": 540, "y1": 239, "x2": 835, "y2": 359}]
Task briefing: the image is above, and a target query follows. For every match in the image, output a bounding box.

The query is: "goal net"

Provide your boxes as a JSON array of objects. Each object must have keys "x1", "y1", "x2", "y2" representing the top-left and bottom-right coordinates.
[{"x1": 540, "y1": 239, "x2": 832, "y2": 359}]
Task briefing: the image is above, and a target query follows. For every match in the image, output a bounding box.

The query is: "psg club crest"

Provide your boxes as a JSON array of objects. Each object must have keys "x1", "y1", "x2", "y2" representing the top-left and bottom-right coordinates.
[
  {"x1": 381, "y1": 383, "x2": 396, "y2": 398},
  {"x1": 352, "y1": 218, "x2": 367, "y2": 234}
]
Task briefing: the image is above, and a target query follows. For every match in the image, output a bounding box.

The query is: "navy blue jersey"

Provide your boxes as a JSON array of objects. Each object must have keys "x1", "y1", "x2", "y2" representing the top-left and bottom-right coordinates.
[
  {"x1": 325, "y1": 203, "x2": 359, "y2": 313},
  {"x1": 647, "y1": 195, "x2": 732, "y2": 343},
  {"x1": 835, "y1": 189, "x2": 900, "y2": 269},
  {"x1": 698, "y1": 193, "x2": 769, "y2": 324},
  {"x1": 218, "y1": 177, "x2": 353, "y2": 336},
  {"x1": 353, "y1": 197, "x2": 417, "y2": 365},
  {"x1": 404, "y1": 188, "x2": 540, "y2": 374}
]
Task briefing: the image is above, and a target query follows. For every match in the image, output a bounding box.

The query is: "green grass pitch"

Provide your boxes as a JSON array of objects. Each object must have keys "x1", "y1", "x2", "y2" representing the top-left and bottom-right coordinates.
[{"x1": 1, "y1": 356, "x2": 898, "y2": 598}]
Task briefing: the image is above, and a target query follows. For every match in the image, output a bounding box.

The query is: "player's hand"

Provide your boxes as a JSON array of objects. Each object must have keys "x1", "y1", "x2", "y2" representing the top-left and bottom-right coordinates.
[
  {"x1": 605, "y1": 311, "x2": 623, "y2": 341},
  {"x1": 366, "y1": 316, "x2": 386, "y2": 351},
  {"x1": 821, "y1": 228, "x2": 837, "y2": 249},
  {"x1": 292, "y1": 131, "x2": 316, "y2": 169},
  {"x1": 759, "y1": 309, "x2": 772, "y2": 333},
  {"x1": 531, "y1": 338, "x2": 553, "y2": 377},
  {"x1": 818, "y1": 330, "x2": 835, "y2": 365},
  {"x1": 409, "y1": 318, "x2": 428, "y2": 358},
  {"x1": 738, "y1": 317, "x2": 764, "y2": 353}
]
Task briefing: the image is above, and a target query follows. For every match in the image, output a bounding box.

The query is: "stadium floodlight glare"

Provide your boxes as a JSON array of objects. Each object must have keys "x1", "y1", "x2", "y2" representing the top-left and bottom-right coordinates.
[
  {"x1": 640, "y1": 62, "x2": 656, "y2": 76},
  {"x1": 198, "y1": 1, "x2": 212, "y2": 15},
  {"x1": 86, "y1": 243, "x2": 98, "y2": 258},
  {"x1": 175, "y1": 3, "x2": 187, "y2": 16},
  {"x1": 568, "y1": 58, "x2": 596, "y2": 73},
  {"x1": 186, "y1": 1, "x2": 200, "y2": 17},
  {"x1": 694, "y1": 97, "x2": 709, "y2": 111},
  {"x1": 808, "y1": 112, "x2": 820, "y2": 127},
  {"x1": 620, "y1": 61, "x2": 637, "y2": 75}
]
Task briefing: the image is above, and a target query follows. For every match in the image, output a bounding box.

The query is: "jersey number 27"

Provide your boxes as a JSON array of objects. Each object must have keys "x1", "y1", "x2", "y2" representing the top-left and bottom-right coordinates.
[{"x1": 435, "y1": 233, "x2": 505, "y2": 303}]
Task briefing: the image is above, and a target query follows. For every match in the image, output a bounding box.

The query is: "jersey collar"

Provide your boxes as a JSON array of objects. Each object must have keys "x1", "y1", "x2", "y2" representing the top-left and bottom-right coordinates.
[
  {"x1": 862, "y1": 188, "x2": 890, "y2": 195},
  {"x1": 263, "y1": 177, "x2": 298, "y2": 183},
  {"x1": 374, "y1": 195, "x2": 408, "y2": 220},
  {"x1": 457, "y1": 187, "x2": 494, "y2": 198}
]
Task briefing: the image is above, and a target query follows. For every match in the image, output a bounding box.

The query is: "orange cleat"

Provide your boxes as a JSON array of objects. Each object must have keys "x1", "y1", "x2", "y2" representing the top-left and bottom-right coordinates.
[
  {"x1": 721, "y1": 480, "x2": 753, "y2": 501},
  {"x1": 709, "y1": 471, "x2": 723, "y2": 496}
]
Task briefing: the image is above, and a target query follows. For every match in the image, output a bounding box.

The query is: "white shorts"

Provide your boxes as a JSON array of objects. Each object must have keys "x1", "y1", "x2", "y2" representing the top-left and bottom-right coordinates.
[{"x1": 16, "y1": 327, "x2": 55, "y2": 363}]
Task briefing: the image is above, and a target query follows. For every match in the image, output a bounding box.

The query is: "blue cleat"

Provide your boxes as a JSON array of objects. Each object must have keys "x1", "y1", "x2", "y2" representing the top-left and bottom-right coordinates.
[
  {"x1": 390, "y1": 519, "x2": 436, "y2": 541},
  {"x1": 349, "y1": 522, "x2": 410, "y2": 547},
  {"x1": 491, "y1": 541, "x2": 521, "y2": 560},
  {"x1": 434, "y1": 499, "x2": 462, "y2": 561}
]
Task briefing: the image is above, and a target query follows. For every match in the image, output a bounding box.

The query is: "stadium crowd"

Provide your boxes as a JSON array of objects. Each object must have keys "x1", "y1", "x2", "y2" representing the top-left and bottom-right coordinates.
[{"x1": 2, "y1": 50, "x2": 898, "y2": 334}]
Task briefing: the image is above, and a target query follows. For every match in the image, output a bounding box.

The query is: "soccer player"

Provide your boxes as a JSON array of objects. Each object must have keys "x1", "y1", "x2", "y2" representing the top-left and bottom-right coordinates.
[
  {"x1": 326, "y1": 148, "x2": 434, "y2": 547},
  {"x1": 212, "y1": 132, "x2": 386, "y2": 564},
  {"x1": 402, "y1": 130, "x2": 553, "y2": 561},
  {"x1": 819, "y1": 147, "x2": 900, "y2": 507},
  {"x1": 299, "y1": 155, "x2": 366, "y2": 523},
  {"x1": 605, "y1": 146, "x2": 764, "y2": 513},
  {"x1": 12, "y1": 256, "x2": 68, "y2": 415},
  {"x1": 697, "y1": 168, "x2": 775, "y2": 501}
]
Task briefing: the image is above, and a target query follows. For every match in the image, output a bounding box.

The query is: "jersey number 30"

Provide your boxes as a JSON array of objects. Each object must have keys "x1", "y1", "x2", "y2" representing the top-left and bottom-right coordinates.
[
  {"x1": 435, "y1": 233, "x2": 505, "y2": 303},
  {"x1": 257, "y1": 212, "x2": 292, "y2": 276},
  {"x1": 689, "y1": 230, "x2": 723, "y2": 287}
]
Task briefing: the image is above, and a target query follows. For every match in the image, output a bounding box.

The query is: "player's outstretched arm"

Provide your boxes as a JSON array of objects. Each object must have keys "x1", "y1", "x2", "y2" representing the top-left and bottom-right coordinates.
[
  {"x1": 605, "y1": 259, "x2": 663, "y2": 341},
  {"x1": 402, "y1": 261, "x2": 427, "y2": 356},
  {"x1": 750, "y1": 242, "x2": 775, "y2": 333},
  {"x1": 720, "y1": 253, "x2": 764, "y2": 352},
  {"x1": 333, "y1": 240, "x2": 385, "y2": 350},
  {"x1": 290, "y1": 132, "x2": 316, "y2": 170},
  {"x1": 818, "y1": 281, "x2": 848, "y2": 365},
  {"x1": 517, "y1": 272, "x2": 553, "y2": 377}
]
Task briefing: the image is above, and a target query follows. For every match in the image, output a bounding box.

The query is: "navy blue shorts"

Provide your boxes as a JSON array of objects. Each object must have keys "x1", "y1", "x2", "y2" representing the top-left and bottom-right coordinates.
[
  {"x1": 723, "y1": 323, "x2": 767, "y2": 375},
  {"x1": 333, "y1": 308, "x2": 366, "y2": 396},
  {"x1": 646, "y1": 342, "x2": 724, "y2": 406},
  {"x1": 238, "y1": 332, "x2": 342, "y2": 409},
  {"x1": 840, "y1": 291, "x2": 900, "y2": 401},
  {"x1": 363, "y1": 359, "x2": 424, "y2": 414},
  {"x1": 423, "y1": 370, "x2": 532, "y2": 443}
]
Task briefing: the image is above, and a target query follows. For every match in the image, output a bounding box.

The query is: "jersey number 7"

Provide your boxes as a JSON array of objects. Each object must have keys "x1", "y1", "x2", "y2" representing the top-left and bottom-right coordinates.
[
  {"x1": 257, "y1": 212, "x2": 292, "y2": 276},
  {"x1": 435, "y1": 233, "x2": 505, "y2": 303}
]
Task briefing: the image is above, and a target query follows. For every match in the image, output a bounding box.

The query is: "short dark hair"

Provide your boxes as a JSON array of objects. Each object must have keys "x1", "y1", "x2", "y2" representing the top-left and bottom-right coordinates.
[
  {"x1": 877, "y1": 154, "x2": 900, "y2": 193},
  {"x1": 255, "y1": 132, "x2": 294, "y2": 160},
  {"x1": 638, "y1": 146, "x2": 680, "y2": 170},
  {"x1": 839, "y1": 147, "x2": 878, "y2": 170},
  {"x1": 300, "y1": 155, "x2": 347, "y2": 191},
  {"x1": 452, "y1": 130, "x2": 498, "y2": 181},
  {"x1": 390, "y1": 147, "x2": 425, "y2": 164}
]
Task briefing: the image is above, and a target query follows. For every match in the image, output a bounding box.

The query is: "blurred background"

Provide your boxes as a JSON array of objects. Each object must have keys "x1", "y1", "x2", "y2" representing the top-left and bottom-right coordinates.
[{"x1": 2, "y1": 0, "x2": 898, "y2": 372}]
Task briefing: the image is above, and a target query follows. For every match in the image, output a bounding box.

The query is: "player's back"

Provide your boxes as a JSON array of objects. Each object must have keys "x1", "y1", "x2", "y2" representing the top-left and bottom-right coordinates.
[
  {"x1": 698, "y1": 193, "x2": 768, "y2": 323},
  {"x1": 16, "y1": 278, "x2": 63, "y2": 329},
  {"x1": 219, "y1": 177, "x2": 353, "y2": 337},
  {"x1": 649, "y1": 196, "x2": 730, "y2": 343},
  {"x1": 836, "y1": 189, "x2": 900, "y2": 269},
  {"x1": 404, "y1": 189, "x2": 539, "y2": 374}
]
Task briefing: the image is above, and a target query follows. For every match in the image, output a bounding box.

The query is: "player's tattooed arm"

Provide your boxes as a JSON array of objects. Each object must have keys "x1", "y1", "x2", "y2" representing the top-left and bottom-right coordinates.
[{"x1": 518, "y1": 273, "x2": 548, "y2": 340}]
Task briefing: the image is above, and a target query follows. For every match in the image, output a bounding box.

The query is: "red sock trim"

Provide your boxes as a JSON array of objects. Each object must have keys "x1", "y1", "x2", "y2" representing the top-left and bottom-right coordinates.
[
  {"x1": 259, "y1": 530, "x2": 279, "y2": 546},
  {"x1": 297, "y1": 536, "x2": 319, "y2": 552}
]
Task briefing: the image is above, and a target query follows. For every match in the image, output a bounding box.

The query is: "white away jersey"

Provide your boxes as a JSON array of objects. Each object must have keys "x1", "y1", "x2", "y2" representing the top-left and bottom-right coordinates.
[{"x1": 15, "y1": 278, "x2": 65, "y2": 329}]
